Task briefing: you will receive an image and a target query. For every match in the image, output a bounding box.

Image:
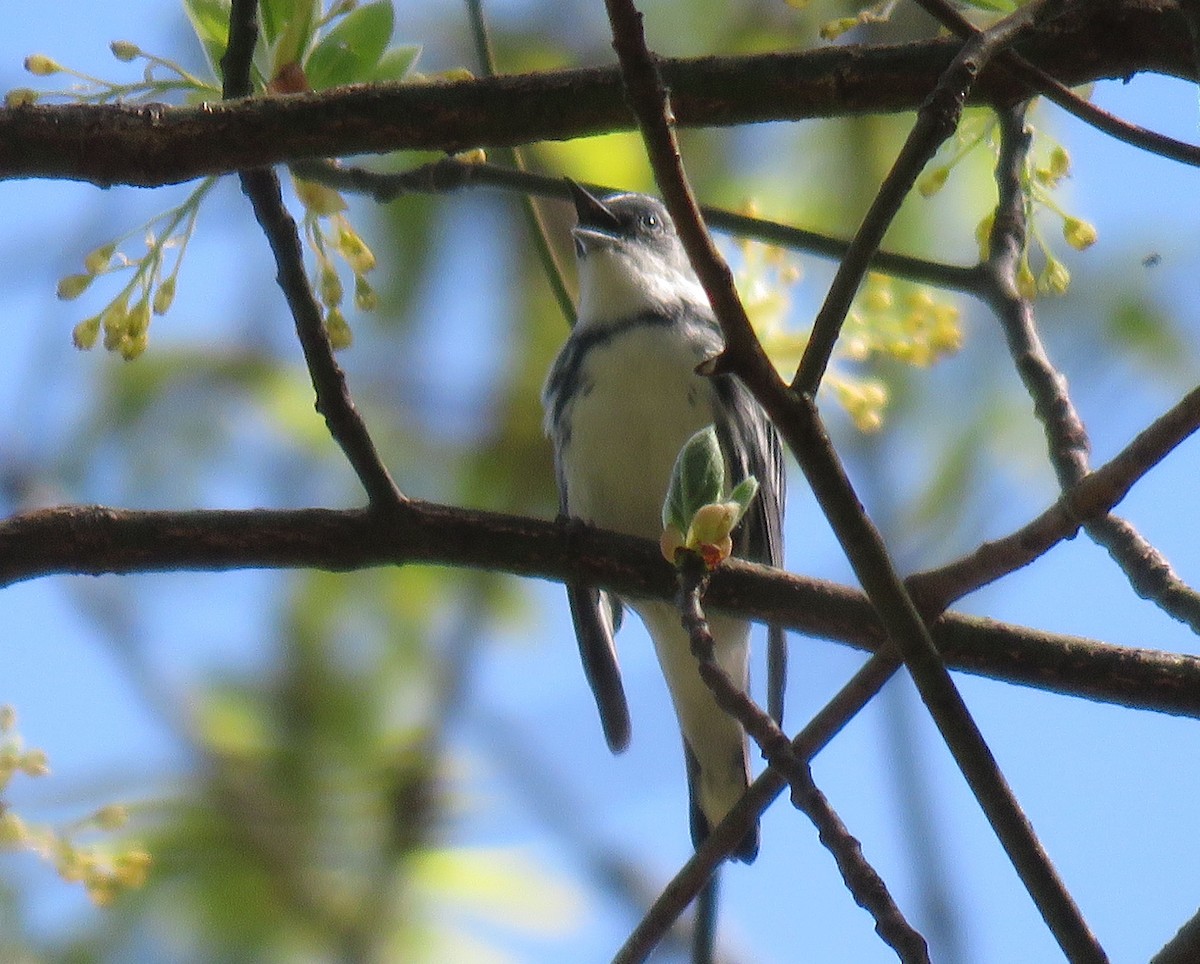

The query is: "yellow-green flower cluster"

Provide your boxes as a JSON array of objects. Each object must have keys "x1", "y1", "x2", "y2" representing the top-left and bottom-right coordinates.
[
  {"x1": 7, "y1": 42, "x2": 216, "y2": 106},
  {"x1": 919, "y1": 106, "x2": 1097, "y2": 297},
  {"x1": 0, "y1": 705, "x2": 151, "y2": 907},
  {"x1": 733, "y1": 213, "x2": 805, "y2": 374},
  {"x1": 825, "y1": 374, "x2": 888, "y2": 433},
  {"x1": 297, "y1": 177, "x2": 380, "y2": 351},
  {"x1": 734, "y1": 221, "x2": 959, "y2": 433},
  {"x1": 62, "y1": 178, "x2": 215, "y2": 360},
  {"x1": 1019, "y1": 143, "x2": 1097, "y2": 296},
  {"x1": 842, "y1": 274, "x2": 962, "y2": 369}
]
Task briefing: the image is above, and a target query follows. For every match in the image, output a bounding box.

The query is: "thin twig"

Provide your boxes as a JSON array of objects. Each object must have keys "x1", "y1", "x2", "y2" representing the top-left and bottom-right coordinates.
[
  {"x1": 222, "y1": 0, "x2": 405, "y2": 509},
  {"x1": 220, "y1": 0, "x2": 258, "y2": 100},
  {"x1": 613, "y1": 651, "x2": 902, "y2": 963},
  {"x1": 292, "y1": 157, "x2": 982, "y2": 290},
  {"x1": 463, "y1": 0, "x2": 577, "y2": 325},
  {"x1": 912, "y1": 0, "x2": 1200, "y2": 168},
  {"x1": 793, "y1": 0, "x2": 1054, "y2": 396},
  {"x1": 238, "y1": 172, "x2": 406, "y2": 508},
  {"x1": 908, "y1": 383, "x2": 1200, "y2": 615},
  {"x1": 601, "y1": 1, "x2": 1106, "y2": 959},
  {"x1": 675, "y1": 558, "x2": 930, "y2": 963},
  {"x1": 985, "y1": 104, "x2": 1200, "y2": 632}
]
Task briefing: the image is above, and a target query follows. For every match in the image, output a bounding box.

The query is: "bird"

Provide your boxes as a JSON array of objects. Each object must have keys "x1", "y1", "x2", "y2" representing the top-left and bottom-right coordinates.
[{"x1": 543, "y1": 180, "x2": 785, "y2": 861}]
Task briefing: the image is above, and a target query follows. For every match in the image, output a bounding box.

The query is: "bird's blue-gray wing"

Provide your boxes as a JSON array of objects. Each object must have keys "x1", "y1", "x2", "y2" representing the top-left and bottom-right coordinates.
[
  {"x1": 710, "y1": 346, "x2": 788, "y2": 725},
  {"x1": 545, "y1": 344, "x2": 632, "y2": 754}
]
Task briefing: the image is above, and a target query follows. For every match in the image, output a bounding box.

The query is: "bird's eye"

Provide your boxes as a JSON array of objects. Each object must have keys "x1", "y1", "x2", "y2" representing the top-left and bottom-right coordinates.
[{"x1": 641, "y1": 213, "x2": 659, "y2": 230}]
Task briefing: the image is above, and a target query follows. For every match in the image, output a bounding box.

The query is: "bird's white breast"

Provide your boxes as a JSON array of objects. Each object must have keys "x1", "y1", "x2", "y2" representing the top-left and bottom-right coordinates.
[{"x1": 560, "y1": 323, "x2": 714, "y2": 540}]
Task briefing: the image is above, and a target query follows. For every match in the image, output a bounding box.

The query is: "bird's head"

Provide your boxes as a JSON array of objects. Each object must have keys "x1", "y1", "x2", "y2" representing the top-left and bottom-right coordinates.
[{"x1": 566, "y1": 180, "x2": 707, "y2": 326}]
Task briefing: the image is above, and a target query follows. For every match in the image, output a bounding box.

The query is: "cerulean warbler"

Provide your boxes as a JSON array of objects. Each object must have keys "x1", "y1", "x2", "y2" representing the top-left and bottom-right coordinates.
[{"x1": 543, "y1": 182, "x2": 785, "y2": 861}]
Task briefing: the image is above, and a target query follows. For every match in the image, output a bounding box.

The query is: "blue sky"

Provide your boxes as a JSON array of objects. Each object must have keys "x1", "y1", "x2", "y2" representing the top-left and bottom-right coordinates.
[{"x1": 3, "y1": 4, "x2": 1200, "y2": 962}]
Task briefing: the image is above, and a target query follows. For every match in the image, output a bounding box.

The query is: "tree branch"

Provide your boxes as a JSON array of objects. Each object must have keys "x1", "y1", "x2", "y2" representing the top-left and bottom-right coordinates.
[
  {"x1": 675, "y1": 559, "x2": 929, "y2": 963},
  {"x1": 0, "y1": 0, "x2": 1189, "y2": 188},
  {"x1": 793, "y1": 0, "x2": 1050, "y2": 394},
  {"x1": 292, "y1": 157, "x2": 984, "y2": 291},
  {"x1": 2, "y1": 501, "x2": 1199, "y2": 719},
  {"x1": 216, "y1": 0, "x2": 404, "y2": 507},
  {"x1": 984, "y1": 104, "x2": 1200, "y2": 633},
  {"x1": 908, "y1": 382, "x2": 1200, "y2": 615},
  {"x1": 913, "y1": 0, "x2": 1200, "y2": 168}
]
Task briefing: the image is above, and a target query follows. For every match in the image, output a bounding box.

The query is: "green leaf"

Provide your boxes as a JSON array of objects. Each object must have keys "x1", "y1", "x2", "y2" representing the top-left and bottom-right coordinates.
[
  {"x1": 258, "y1": 0, "x2": 316, "y2": 48},
  {"x1": 265, "y1": 0, "x2": 318, "y2": 75},
  {"x1": 662, "y1": 426, "x2": 725, "y2": 533},
  {"x1": 728, "y1": 476, "x2": 759, "y2": 521},
  {"x1": 368, "y1": 44, "x2": 422, "y2": 84},
  {"x1": 304, "y1": 0, "x2": 394, "y2": 91},
  {"x1": 183, "y1": 0, "x2": 232, "y2": 75}
]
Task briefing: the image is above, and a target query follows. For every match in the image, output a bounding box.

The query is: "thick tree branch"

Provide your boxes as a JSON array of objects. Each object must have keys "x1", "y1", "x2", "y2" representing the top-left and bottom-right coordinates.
[
  {"x1": 0, "y1": 0, "x2": 1189, "y2": 188},
  {"x1": 3, "y1": 502, "x2": 1200, "y2": 719}
]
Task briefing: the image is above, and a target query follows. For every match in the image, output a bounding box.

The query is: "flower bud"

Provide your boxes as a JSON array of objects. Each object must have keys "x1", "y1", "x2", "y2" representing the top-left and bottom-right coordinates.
[
  {"x1": 114, "y1": 850, "x2": 151, "y2": 888},
  {"x1": 93, "y1": 804, "x2": 129, "y2": 831},
  {"x1": 820, "y1": 17, "x2": 859, "y2": 40},
  {"x1": 326, "y1": 308, "x2": 352, "y2": 350},
  {"x1": 19, "y1": 749, "x2": 49, "y2": 777},
  {"x1": 57, "y1": 273, "x2": 93, "y2": 301},
  {"x1": 1062, "y1": 217, "x2": 1097, "y2": 251},
  {"x1": 293, "y1": 179, "x2": 346, "y2": 216},
  {"x1": 1047, "y1": 145, "x2": 1070, "y2": 180},
  {"x1": 24, "y1": 54, "x2": 60, "y2": 76},
  {"x1": 917, "y1": 166, "x2": 950, "y2": 198},
  {"x1": 72, "y1": 315, "x2": 102, "y2": 350},
  {"x1": 1039, "y1": 258, "x2": 1070, "y2": 295},
  {"x1": 126, "y1": 298, "x2": 151, "y2": 337},
  {"x1": 5, "y1": 88, "x2": 39, "y2": 107},
  {"x1": 119, "y1": 332, "x2": 149, "y2": 361},
  {"x1": 110, "y1": 40, "x2": 140, "y2": 62},
  {"x1": 1016, "y1": 263, "x2": 1037, "y2": 300},
  {"x1": 319, "y1": 266, "x2": 343, "y2": 308},
  {"x1": 688, "y1": 501, "x2": 740, "y2": 549},
  {"x1": 354, "y1": 275, "x2": 378, "y2": 312},
  {"x1": 975, "y1": 213, "x2": 995, "y2": 261},
  {"x1": 0, "y1": 811, "x2": 25, "y2": 846},
  {"x1": 336, "y1": 226, "x2": 375, "y2": 275},
  {"x1": 152, "y1": 277, "x2": 176, "y2": 315},
  {"x1": 84, "y1": 243, "x2": 116, "y2": 275}
]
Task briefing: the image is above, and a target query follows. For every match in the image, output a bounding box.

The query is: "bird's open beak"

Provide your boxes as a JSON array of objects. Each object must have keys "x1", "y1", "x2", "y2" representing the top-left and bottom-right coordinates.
[{"x1": 566, "y1": 179, "x2": 621, "y2": 256}]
